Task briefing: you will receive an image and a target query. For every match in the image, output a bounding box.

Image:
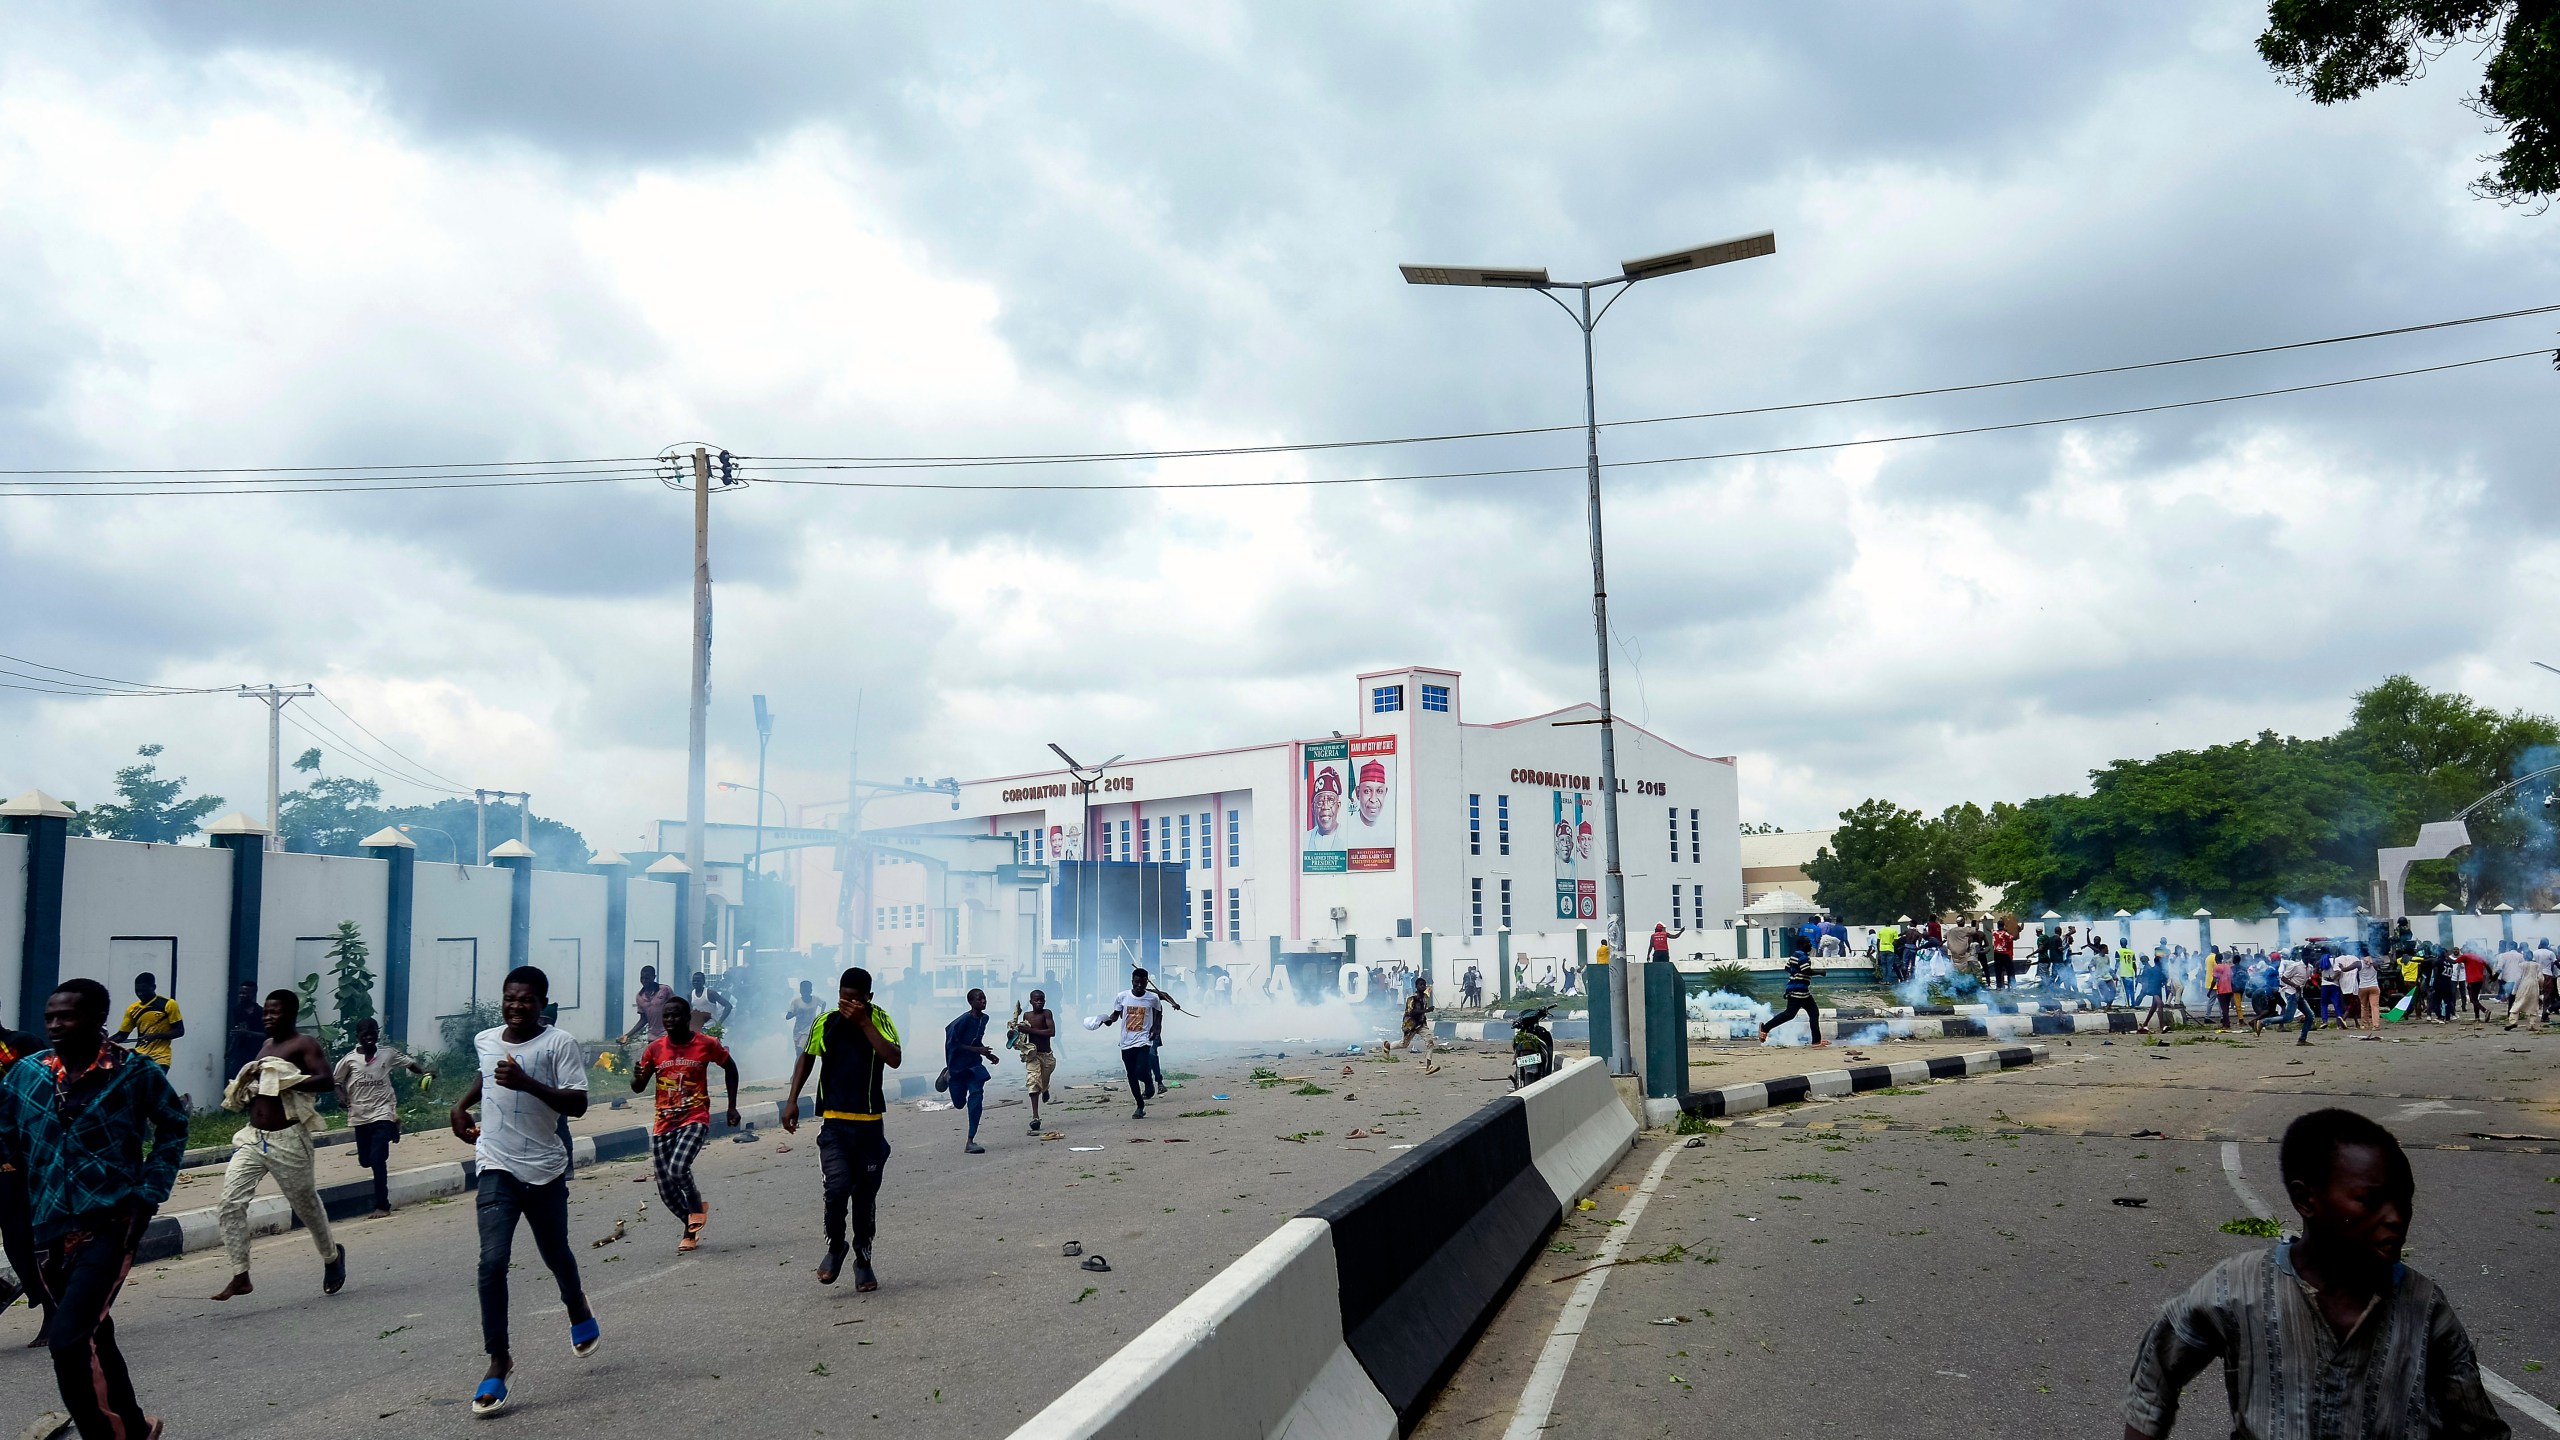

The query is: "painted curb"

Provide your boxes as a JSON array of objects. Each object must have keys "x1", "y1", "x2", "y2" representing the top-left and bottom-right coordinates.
[{"x1": 1678, "y1": 1042, "x2": 2048, "y2": 1120}]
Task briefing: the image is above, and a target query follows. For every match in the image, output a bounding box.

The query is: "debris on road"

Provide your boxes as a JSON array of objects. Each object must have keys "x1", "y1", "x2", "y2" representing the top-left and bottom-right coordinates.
[
  {"x1": 1062, "y1": 1241, "x2": 1082, "y2": 1257},
  {"x1": 1080, "y1": 1254, "x2": 1112, "y2": 1273},
  {"x1": 2113, "y1": 1197, "x2": 2149, "y2": 1208}
]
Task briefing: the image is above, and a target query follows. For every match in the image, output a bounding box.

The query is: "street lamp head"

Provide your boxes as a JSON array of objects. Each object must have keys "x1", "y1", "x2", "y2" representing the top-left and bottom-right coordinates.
[
  {"x1": 1398, "y1": 263, "x2": 1551, "y2": 289},
  {"x1": 1618, "y1": 230, "x2": 1775, "y2": 283},
  {"x1": 753, "y1": 693, "x2": 773, "y2": 740}
]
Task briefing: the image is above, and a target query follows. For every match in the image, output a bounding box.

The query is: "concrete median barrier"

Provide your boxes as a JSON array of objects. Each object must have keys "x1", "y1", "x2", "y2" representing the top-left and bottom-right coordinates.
[
  {"x1": 1680, "y1": 1042, "x2": 2048, "y2": 1121},
  {"x1": 1006, "y1": 1058, "x2": 1637, "y2": 1438}
]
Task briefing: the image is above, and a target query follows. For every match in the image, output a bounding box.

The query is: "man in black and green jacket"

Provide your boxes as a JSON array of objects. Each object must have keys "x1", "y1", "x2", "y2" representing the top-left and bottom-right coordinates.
[{"x1": 0, "y1": 977, "x2": 189, "y2": 1439}]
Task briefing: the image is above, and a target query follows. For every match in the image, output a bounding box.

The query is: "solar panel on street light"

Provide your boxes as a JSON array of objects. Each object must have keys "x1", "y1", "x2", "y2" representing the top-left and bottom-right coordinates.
[
  {"x1": 1397, "y1": 264, "x2": 1552, "y2": 288},
  {"x1": 1618, "y1": 230, "x2": 1776, "y2": 282}
]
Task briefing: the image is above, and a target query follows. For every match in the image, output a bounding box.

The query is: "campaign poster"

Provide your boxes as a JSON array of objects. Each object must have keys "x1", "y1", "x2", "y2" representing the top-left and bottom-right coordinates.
[
  {"x1": 1302, "y1": 736, "x2": 1397, "y2": 873},
  {"x1": 1344, "y1": 736, "x2": 1397, "y2": 871},
  {"x1": 1552, "y1": 790, "x2": 1597, "y2": 920},
  {"x1": 1301, "y1": 740, "x2": 1349, "y2": 873}
]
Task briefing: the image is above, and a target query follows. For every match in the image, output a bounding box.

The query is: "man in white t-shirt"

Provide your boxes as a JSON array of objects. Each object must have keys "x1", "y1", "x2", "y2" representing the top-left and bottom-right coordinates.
[
  {"x1": 1098, "y1": 967, "x2": 1184, "y2": 1120},
  {"x1": 449, "y1": 965, "x2": 599, "y2": 1417}
]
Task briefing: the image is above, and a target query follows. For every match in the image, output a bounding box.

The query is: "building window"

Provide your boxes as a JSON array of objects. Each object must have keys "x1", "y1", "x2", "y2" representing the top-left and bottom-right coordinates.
[
  {"x1": 1672, "y1": 884, "x2": 1683, "y2": 929},
  {"x1": 1500, "y1": 878, "x2": 1513, "y2": 931},
  {"x1": 1468, "y1": 794, "x2": 1481, "y2": 855},
  {"x1": 1036, "y1": 828, "x2": 1046, "y2": 861},
  {"x1": 1118, "y1": 819, "x2": 1132, "y2": 861},
  {"x1": 1689, "y1": 808, "x2": 1700, "y2": 864},
  {"x1": 1497, "y1": 795, "x2": 1510, "y2": 855},
  {"x1": 1226, "y1": 887, "x2": 1242, "y2": 941},
  {"x1": 1471, "y1": 877, "x2": 1485, "y2": 936},
  {"x1": 1139, "y1": 818, "x2": 1151, "y2": 863},
  {"x1": 1668, "y1": 806, "x2": 1679, "y2": 862},
  {"x1": 1226, "y1": 809, "x2": 1241, "y2": 867},
  {"x1": 1200, "y1": 811, "x2": 1213, "y2": 864},
  {"x1": 1693, "y1": 884, "x2": 1704, "y2": 931},
  {"x1": 1159, "y1": 815, "x2": 1172, "y2": 862},
  {"x1": 1180, "y1": 813, "x2": 1193, "y2": 864},
  {"x1": 1371, "y1": 684, "x2": 1404, "y2": 714},
  {"x1": 1199, "y1": 888, "x2": 1213, "y2": 937},
  {"x1": 1420, "y1": 683, "x2": 1450, "y2": 713}
]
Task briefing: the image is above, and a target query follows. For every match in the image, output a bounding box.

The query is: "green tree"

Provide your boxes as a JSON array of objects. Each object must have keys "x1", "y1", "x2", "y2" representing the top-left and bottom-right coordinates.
[
  {"x1": 325, "y1": 920, "x2": 377, "y2": 1031},
  {"x1": 72, "y1": 744, "x2": 225, "y2": 842},
  {"x1": 2259, "y1": 0, "x2": 2560, "y2": 204},
  {"x1": 378, "y1": 797, "x2": 592, "y2": 870},
  {"x1": 278, "y1": 749, "x2": 386, "y2": 855},
  {"x1": 1803, "y1": 800, "x2": 1982, "y2": 924}
]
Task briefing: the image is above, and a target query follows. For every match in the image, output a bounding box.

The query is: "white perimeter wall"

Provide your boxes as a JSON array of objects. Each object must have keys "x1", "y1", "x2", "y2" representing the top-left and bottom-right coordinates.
[
  {"x1": 263, "y1": 850, "x2": 391, "y2": 1029},
  {"x1": 531, "y1": 869, "x2": 608, "y2": 1039},
  {"x1": 56, "y1": 838, "x2": 234, "y2": 1104},
  {"x1": 411, "y1": 861, "x2": 512, "y2": 1051}
]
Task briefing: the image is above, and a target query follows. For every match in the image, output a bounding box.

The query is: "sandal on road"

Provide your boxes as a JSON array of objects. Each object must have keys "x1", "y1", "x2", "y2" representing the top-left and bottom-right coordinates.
[{"x1": 472, "y1": 1377, "x2": 510, "y2": 1417}]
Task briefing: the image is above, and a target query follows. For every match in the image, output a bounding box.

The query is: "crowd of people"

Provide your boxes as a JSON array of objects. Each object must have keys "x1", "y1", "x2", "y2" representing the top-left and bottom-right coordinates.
[{"x1": 1849, "y1": 914, "x2": 2557, "y2": 1041}]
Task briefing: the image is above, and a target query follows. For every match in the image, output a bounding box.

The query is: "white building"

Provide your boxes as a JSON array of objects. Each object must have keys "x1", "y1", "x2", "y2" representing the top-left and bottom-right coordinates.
[{"x1": 842, "y1": 665, "x2": 1744, "y2": 956}]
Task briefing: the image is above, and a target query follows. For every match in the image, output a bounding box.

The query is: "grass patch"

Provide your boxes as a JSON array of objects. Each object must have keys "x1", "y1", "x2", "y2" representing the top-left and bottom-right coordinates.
[
  {"x1": 2219, "y1": 1216, "x2": 2284, "y2": 1238},
  {"x1": 1779, "y1": 1172, "x2": 1841, "y2": 1184},
  {"x1": 1277, "y1": 1130, "x2": 1327, "y2": 1143},
  {"x1": 1872, "y1": 1087, "x2": 1927, "y2": 1097},
  {"x1": 1073, "y1": 1286, "x2": 1097, "y2": 1304},
  {"x1": 1675, "y1": 1111, "x2": 1716, "y2": 1135},
  {"x1": 1621, "y1": 1243, "x2": 1690, "y2": 1266},
  {"x1": 1931, "y1": 1125, "x2": 1978, "y2": 1140},
  {"x1": 1178, "y1": 1108, "x2": 1230, "y2": 1118},
  {"x1": 1291, "y1": 1083, "x2": 1333, "y2": 1096}
]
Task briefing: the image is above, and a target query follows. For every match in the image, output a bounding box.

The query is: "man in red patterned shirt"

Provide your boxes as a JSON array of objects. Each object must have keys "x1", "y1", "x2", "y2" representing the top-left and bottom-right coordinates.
[{"x1": 630, "y1": 997, "x2": 739, "y2": 1252}]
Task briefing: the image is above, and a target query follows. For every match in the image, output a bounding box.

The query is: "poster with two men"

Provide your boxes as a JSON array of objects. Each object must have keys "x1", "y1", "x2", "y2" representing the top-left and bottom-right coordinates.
[{"x1": 1301, "y1": 736, "x2": 1397, "y2": 872}]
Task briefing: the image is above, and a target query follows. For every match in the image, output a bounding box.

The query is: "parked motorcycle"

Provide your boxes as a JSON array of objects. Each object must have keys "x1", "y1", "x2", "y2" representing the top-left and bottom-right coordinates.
[{"x1": 1509, "y1": 1004, "x2": 1558, "y2": 1090}]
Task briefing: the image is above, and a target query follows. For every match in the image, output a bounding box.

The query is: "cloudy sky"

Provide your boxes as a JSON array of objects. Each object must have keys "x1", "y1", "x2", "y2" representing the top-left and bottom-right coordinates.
[{"x1": 2, "y1": 1, "x2": 2553, "y2": 848}]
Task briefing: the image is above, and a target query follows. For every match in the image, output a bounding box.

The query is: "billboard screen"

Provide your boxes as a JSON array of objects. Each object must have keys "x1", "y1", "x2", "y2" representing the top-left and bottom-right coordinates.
[{"x1": 1302, "y1": 735, "x2": 1397, "y2": 873}]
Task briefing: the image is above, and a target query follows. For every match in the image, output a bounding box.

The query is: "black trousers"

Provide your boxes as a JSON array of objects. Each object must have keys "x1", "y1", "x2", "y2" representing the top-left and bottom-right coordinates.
[
  {"x1": 41, "y1": 1217, "x2": 147, "y2": 1440},
  {"x1": 354, "y1": 1120, "x2": 400, "y2": 1212},
  {"x1": 1762, "y1": 996, "x2": 1822, "y2": 1043},
  {"x1": 817, "y1": 1118, "x2": 890, "y2": 1251},
  {"x1": 1120, "y1": 1045, "x2": 1153, "y2": 1104},
  {"x1": 475, "y1": 1169, "x2": 585, "y2": 1358},
  {"x1": 0, "y1": 1165, "x2": 52, "y2": 1314}
]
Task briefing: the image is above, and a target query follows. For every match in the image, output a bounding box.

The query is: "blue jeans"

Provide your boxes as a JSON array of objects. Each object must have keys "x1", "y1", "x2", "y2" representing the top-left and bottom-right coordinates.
[
  {"x1": 476, "y1": 1169, "x2": 587, "y2": 1357},
  {"x1": 2280, "y1": 992, "x2": 2317, "y2": 1040}
]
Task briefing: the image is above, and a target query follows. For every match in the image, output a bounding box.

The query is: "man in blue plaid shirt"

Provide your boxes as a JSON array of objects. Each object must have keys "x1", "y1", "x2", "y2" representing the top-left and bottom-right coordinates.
[{"x1": 0, "y1": 977, "x2": 189, "y2": 1440}]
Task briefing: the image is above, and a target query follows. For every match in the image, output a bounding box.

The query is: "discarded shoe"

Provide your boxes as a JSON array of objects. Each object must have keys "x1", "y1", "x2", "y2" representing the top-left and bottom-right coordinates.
[
  {"x1": 1080, "y1": 1254, "x2": 1112, "y2": 1273},
  {"x1": 1062, "y1": 1240, "x2": 1082, "y2": 1257}
]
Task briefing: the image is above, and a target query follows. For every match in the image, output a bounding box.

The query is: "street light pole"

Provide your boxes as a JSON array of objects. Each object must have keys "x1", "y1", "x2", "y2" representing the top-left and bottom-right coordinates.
[
  {"x1": 749, "y1": 694, "x2": 774, "y2": 964},
  {"x1": 1402, "y1": 231, "x2": 1775, "y2": 1079}
]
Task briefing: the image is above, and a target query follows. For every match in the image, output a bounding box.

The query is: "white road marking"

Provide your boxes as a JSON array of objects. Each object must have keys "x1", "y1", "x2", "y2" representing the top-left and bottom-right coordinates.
[
  {"x1": 1500, "y1": 1142, "x2": 1681, "y2": 1440},
  {"x1": 2221, "y1": 1140, "x2": 2559, "y2": 1434},
  {"x1": 539, "y1": 1257, "x2": 697, "y2": 1315}
]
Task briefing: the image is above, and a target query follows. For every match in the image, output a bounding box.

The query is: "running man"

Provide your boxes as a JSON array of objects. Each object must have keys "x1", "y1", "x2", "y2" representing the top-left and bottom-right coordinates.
[
  {"x1": 110, "y1": 972, "x2": 185, "y2": 1075},
  {"x1": 333, "y1": 1018, "x2": 426, "y2": 1218},
  {"x1": 631, "y1": 996, "x2": 740, "y2": 1251},
  {"x1": 1100, "y1": 968, "x2": 1185, "y2": 1118},
  {"x1": 785, "y1": 979, "x2": 823, "y2": 1055},
  {"x1": 614, "y1": 964, "x2": 670, "y2": 1053},
  {"x1": 0, "y1": 1012, "x2": 52, "y2": 1329},
  {"x1": 0, "y1": 979, "x2": 188, "y2": 1440},
  {"x1": 450, "y1": 966, "x2": 598, "y2": 1416},
  {"x1": 211, "y1": 988, "x2": 345, "y2": 1302},
  {"x1": 2122, "y1": 1108, "x2": 2504, "y2": 1439},
  {"x1": 1758, "y1": 941, "x2": 1825, "y2": 1048},
  {"x1": 780, "y1": 967, "x2": 901, "y2": 1290},
  {"x1": 1017, "y1": 990, "x2": 1057, "y2": 1134},
  {"x1": 689, "y1": 970, "x2": 733, "y2": 1030},
  {"x1": 942, "y1": 989, "x2": 998, "y2": 1154}
]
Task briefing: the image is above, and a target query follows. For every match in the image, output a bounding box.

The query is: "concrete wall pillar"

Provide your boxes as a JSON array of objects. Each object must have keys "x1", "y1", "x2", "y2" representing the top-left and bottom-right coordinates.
[
  {"x1": 0, "y1": 791, "x2": 73, "y2": 1030},
  {"x1": 1496, "y1": 928, "x2": 1512, "y2": 1003},
  {"x1": 595, "y1": 852, "x2": 630, "y2": 1039},
  {"x1": 362, "y1": 828, "x2": 416, "y2": 1046},
  {"x1": 492, "y1": 841, "x2": 534, "y2": 973},
  {"x1": 208, "y1": 813, "x2": 271, "y2": 1076}
]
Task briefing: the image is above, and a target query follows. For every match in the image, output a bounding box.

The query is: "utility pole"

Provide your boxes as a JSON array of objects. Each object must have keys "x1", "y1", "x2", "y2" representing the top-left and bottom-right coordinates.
[
  {"x1": 472, "y1": 788, "x2": 531, "y2": 865},
  {"x1": 749, "y1": 694, "x2": 773, "y2": 964},
  {"x1": 686, "y1": 445, "x2": 713, "y2": 963},
  {"x1": 236, "y1": 684, "x2": 316, "y2": 851}
]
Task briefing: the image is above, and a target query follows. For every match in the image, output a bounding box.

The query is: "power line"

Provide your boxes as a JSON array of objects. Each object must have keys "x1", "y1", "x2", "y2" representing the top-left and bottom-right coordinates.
[
  {"x1": 313, "y1": 687, "x2": 472, "y2": 791},
  {"x1": 740, "y1": 300, "x2": 2560, "y2": 471},
  {"x1": 0, "y1": 300, "x2": 2549, "y2": 495},
  {"x1": 752, "y1": 348, "x2": 2549, "y2": 494},
  {"x1": 0, "y1": 649, "x2": 230, "y2": 693},
  {"x1": 279, "y1": 708, "x2": 470, "y2": 798}
]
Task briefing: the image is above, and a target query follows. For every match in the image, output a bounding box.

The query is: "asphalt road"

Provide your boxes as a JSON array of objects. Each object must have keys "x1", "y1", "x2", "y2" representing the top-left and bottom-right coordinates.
[
  {"x1": 0, "y1": 1040, "x2": 1499, "y2": 1438},
  {"x1": 1418, "y1": 1022, "x2": 2560, "y2": 1439}
]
